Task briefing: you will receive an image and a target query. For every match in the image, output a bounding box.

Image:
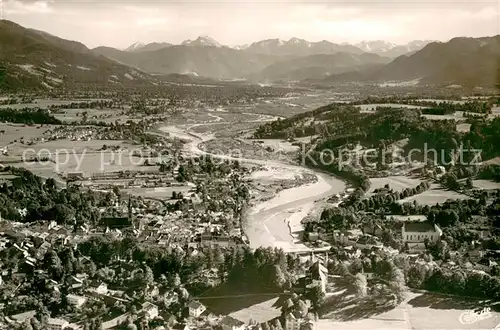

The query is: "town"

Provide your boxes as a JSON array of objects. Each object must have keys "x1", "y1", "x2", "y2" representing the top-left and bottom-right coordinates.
[{"x1": 1, "y1": 3, "x2": 500, "y2": 330}]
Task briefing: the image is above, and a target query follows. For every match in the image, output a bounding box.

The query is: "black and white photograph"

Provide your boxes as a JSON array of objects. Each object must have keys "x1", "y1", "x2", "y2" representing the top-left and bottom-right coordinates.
[{"x1": 0, "y1": 0, "x2": 499, "y2": 329}]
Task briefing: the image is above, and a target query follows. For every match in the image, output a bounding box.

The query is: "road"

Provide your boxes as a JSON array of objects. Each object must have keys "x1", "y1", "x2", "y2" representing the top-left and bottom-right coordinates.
[{"x1": 159, "y1": 117, "x2": 345, "y2": 252}]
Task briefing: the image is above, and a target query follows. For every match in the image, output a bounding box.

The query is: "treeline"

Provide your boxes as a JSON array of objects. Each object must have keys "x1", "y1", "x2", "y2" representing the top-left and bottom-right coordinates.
[
  {"x1": 352, "y1": 181, "x2": 431, "y2": 211},
  {"x1": 463, "y1": 117, "x2": 500, "y2": 161},
  {"x1": 0, "y1": 97, "x2": 30, "y2": 105},
  {"x1": 407, "y1": 264, "x2": 500, "y2": 301},
  {"x1": 478, "y1": 164, "x2": 500, "y2": 182},
  {"x1": 48, "y1": 100, "x2": 115, "y2": 109},
  {"x1": 77, "y1": 235, "x2": 298, "y2": 294},
  {"x1": 420, "y1": 101, "x2": 492, "y2": 115},
  {"x1": 0, "y1": 108, "x2": 62, "y2": 125},
  {"x1": 0, "y1": 167, "x2": 104, "y2": 224},
  {"x1": 352, "y1": 96, "x2": 494, "y2": 114}
]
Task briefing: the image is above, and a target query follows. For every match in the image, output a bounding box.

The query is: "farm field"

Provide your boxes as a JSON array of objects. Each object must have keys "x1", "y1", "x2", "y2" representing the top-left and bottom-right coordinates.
[
  {"x1": 368, "y1": 176, "x2": 424, "y2": 194},
  {"x1": 398, "y1": 183, "x2": 469, "y2": 205},
  {"x1": 0, "y1": 123, "x2": 55, "y2": 144},
  {"x1": 5, "y1": 141, "x2": 159, "y2": 176},
  {"x1": 228, "y1": 297, "x2": 281, "y2": 324},
  {"x1": 473, "y1": 179, "x2": 500, "y2": 190},
  {"x1": 199, "y1": 283, "x2": 281, "y2": 323},
  {"x1": 52, "y1": 108, "x2": 131, "y2": 124},
  {"x1": 0, "y1": 98, "x2": 113, "y2": 109},
  {"x1": 52, "y1": 152, "x2": 159, "y2": 175},
  {"x1": 422, "y1": 111, "x2": 464, "y2": 121},
  {"x1": 225, "y1": 92, "x2": 350, "y2": 117}
]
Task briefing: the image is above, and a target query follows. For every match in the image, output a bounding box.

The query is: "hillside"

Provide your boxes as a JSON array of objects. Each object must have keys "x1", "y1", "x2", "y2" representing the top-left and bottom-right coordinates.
[
  {"x1": 0, "y1": 20, "x2": 154, "y2": 90},
  {"x1": 304, "y1": 36, "x2": 500, "y2": 87},
  {"x1": 93, "y1": 45, "x2": 282, "y2": 79},
  {"x1": 374, "y1": 36, "x2": 500, "y2": 87},
  {"x1": 251, "y1": 52, "x2": 391, "y2": 81}
]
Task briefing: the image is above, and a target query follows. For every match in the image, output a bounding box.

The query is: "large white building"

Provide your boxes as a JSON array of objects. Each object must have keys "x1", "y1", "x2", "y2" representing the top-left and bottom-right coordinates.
[
  {"x1": 402, "y1": 222, "x2": 442, "y2": 253},
  {"x1": 187, "y1": 300, "x2": 206, "y2": 317},
  {"x1": 66, "y1": 294, "x2": 87, "y2": 308},
  {"x1": 47, "y1": 318, "x2": 69, "y2": 330}
]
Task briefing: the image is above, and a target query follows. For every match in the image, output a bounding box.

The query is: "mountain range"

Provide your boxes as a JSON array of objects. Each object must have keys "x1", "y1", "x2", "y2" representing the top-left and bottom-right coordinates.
[
  {"x1": 0, "y1": 19, "x2": 499, "y2": 89},
  {"x1": 92, "y1": 37, "x2": 418, "y2": 81},
  {"x1": 122, "y1": 37, "x2": 432, "y2": 58}
]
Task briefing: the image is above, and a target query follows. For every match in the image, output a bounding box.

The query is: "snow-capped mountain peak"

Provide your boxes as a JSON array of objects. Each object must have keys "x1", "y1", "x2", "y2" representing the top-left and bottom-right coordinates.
[
  {"x1": 124, "y1": 42, "x2": 146, "y2": 52},
  {"x1": 182, "y1": 36, "x2": 222, "y2": 47},
  {"x1": 233, "y1": 44, "x2": 249, "y2": 50},
  {"x1": 287, "y1": 37, "x2": 309, "y2": 46},
  {"x1": 355, "y1": 40, "x2": 397, "y2": 53}
]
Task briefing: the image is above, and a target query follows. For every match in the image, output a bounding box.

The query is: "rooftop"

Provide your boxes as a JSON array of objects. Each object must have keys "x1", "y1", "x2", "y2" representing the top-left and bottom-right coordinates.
[
  {"x1": 188, "y1": 300, "x2": 204, "y2": 309},
  {"x1": 221, "y1": 315, "x2": 245, "y2": 327},
  {"x1": 9, "y1": 310, "x2": 36, "y2": 322},
  {"x1": 48, "y1": 318, "x2": 69, "y2": 325},
  {"x1": 404, "y1": 222, "x2": 439, "y2": 232}
]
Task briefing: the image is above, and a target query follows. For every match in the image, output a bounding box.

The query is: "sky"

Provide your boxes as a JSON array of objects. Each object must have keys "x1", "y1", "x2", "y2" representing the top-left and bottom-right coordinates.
[{"x1": 2, "y1": 0, "x2": 499, "y2": 49}]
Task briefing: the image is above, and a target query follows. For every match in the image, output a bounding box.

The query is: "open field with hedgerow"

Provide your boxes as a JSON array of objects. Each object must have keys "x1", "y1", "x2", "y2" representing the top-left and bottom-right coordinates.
[
  {"x1": 398, "y1": 183, "x2": 470, "y2": 205},
  {"x1": 318, "y1": 291, "x2": 500, "y2": 330}
]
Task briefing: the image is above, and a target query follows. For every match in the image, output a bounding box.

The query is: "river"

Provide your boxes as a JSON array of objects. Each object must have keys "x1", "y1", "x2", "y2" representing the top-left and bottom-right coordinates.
[{"x1": 159, "y1": 120, "x2": 345, "y2": 252}]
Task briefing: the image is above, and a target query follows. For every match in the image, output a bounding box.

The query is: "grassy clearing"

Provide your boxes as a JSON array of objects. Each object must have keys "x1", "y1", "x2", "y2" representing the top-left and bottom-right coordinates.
[
  {"x1": 422, "y1": 112, "x2": 464, "y2": 121},
  {"x1": 318, "y1": 278, "x2": 500, "y2": 330},
  {"x1": 457, "y1": 123, "x2": 471, "y2": 132},
  {"x1": 398, "y1": 183, "x2": 469, "y2": 206},
  {"x1": 228, "y1": 297, "x2": 281, "y2": 324},
  {"x1": 199, "y1": 282, "x2": 281, "y2": 323},
  {"x1": 405, "y1": 292, "x2": 500, "y2": 330}
]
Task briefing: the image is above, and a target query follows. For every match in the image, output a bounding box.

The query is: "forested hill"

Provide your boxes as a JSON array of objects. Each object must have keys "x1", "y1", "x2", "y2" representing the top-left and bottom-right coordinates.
[
  {"x1": 0, "y1": 20, "x2": 154, "y2": 90},
  {"x1": 254, "y1": 102, "x2": 500, "y2": 184}
]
